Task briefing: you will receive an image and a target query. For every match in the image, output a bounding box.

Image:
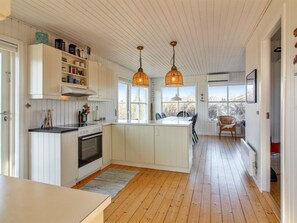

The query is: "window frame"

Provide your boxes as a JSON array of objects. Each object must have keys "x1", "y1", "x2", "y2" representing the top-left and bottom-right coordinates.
[
  {"x1": 161, "y1": 85, "x2": 197, "y2": 116},
  {"x1": 207, "y1": 82, "x2": 246, "y2": 121},
  {"x1": 117, "y1": 79, "x2": 149, "y2": 121}
]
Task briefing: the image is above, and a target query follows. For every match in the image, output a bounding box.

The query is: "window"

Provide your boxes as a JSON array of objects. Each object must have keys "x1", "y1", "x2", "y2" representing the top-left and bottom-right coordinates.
[
  {"x1": 131, "y1": 86, "x2": 148, "y2": 120},
  {"x1": 118, "y1": 82, "x2": 128, "y2": 120},
  {"x1": 118, "y1": 80, "x2": 148, "y2": 121},
  {"x1": 161, "y1": 86, "x2": 196, "y2": 116},
  {"x1": 208, "y1": 84, "x2": 245, "y2": 121}
]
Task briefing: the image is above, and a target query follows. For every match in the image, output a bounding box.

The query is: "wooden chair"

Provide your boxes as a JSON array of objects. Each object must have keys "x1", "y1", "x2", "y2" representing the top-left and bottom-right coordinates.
[
  {"x1": 218, "y1": 115, "x2": 236, "y2": 138},
  {"x1": 161, "y1": 112, "x2": 167, "y2": 118}
]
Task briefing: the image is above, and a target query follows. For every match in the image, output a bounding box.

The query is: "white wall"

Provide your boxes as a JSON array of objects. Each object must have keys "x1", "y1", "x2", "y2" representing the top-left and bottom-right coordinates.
[
  {"x1": 152, "y1": 72, "x2": 245, "y2": 136},
  {"x1": 0, "y1": 18, "x2": 133, "y2": 179},
  {"x1": 246, "y1": 0, "x2": 297, "y2": 222}
]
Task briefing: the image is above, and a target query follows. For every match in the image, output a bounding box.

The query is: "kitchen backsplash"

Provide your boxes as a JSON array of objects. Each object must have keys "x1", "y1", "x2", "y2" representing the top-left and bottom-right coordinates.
[{"x1": 28, "y1": 99, "x2": 115, "y2": 128}]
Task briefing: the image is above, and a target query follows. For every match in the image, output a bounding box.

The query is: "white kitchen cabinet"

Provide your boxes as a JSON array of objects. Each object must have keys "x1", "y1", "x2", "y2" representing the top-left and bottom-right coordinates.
[
  {"x1": 111, "y1": 125, "x2": 125, "y2": 161},
  {"x1": 125, "y1": 125, "x2": 154, "y2": 164},
  {"x1": 103, "y1": 125, "x2": 112, "y2": 166},
  {"x1": 87, "y1": 60, "x2": 99, "y2": 100},
  {"x1": 98, "y1": 65, "x2": 116, "y2": 100},
  {"x1": 88, "y1": 62, "x2": 116, "y2": 101},
  {"x1": 154, "y1": 126, "x2": 191, "y2": 168},
  {"x1": 28, "y1": 44, "x2": 62, "y2": 99},
  {"x1": 30, "y1": 131, "x2": 78, "y2": 187}
]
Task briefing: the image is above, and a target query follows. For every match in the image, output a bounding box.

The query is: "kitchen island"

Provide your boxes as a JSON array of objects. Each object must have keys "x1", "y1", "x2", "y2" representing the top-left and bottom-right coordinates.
[
  {"x1": 0, "y1": 175, "x2": 111, "y2": 223},
  {"x1": 109, "y1": 117, "x2": 193, "y2": 173}
]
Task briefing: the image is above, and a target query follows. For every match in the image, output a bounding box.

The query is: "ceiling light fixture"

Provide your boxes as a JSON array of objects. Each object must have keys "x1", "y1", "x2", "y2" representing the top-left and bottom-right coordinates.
[
  {"x1": 171, "y1": 94, "x2": 182, "y2": 101},
  {"x1": 165, "y1": 41, "x2": 183, "y2": 87},
  {"x1": 132, "y1": 46, "x2": 149, "y2": 88},
  {"x1": 0, "y1": 0, "x2": 11, "y2": 21}
]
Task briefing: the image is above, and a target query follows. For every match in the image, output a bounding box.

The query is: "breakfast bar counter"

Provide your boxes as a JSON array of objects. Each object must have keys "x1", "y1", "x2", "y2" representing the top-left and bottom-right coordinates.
[
  {"x1": 110, "y1": 117, "x2": 193, "y2": 173},
  {"x1": 0, "y1": 175, "x2": 111, "y2": 223}
]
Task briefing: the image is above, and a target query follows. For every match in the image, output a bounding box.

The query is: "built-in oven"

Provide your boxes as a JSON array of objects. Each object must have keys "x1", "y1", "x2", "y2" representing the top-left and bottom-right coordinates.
[{"x1": 78, "y1": 132, "x2": 102, "y2": 168}]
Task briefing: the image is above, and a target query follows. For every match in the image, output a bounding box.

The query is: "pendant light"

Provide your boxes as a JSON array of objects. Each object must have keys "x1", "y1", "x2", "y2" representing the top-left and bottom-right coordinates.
[
  {"x1": 171, "y1": 94, "x2": 182, "y2": 101},
  {"x1": 132, "y1": 46, "x2": 149, "y2": 87},
  {"x1": 165, "y1": 41, "x2": 183, "y2": 86},
  {"x1": 0, "y1": 0, "x2": 11, "y2": 21}
]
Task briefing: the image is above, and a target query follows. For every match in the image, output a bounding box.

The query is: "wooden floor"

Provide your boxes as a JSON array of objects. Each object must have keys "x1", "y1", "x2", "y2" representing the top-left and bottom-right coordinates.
[
  {"x1": 270, "y1": 174, "x2": 281, "y2": 207},
  {"x1": 75, "y1": 136, "x2": 279, "y2": 222}
]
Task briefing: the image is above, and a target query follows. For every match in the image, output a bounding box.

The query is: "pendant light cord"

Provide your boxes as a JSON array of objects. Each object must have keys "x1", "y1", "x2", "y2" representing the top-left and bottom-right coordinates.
[
  {"x1": 139, "y1": 49, "x2": 142, "y2": 69},
  {"x1": 172, "y1": 45, "x2": 175, "y2": 66}
]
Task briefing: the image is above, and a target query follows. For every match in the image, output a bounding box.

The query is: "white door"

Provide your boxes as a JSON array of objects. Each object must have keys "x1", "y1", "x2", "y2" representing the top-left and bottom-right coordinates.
[{"x1": 0, "y1": 49, "x2": 13, "y2": 176}]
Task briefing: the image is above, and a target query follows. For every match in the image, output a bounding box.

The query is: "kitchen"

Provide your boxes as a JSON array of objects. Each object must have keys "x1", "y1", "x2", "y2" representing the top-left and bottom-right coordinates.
[
  {"x1": 0, "y1": 2, "x2": 192, "y2": 220},
  {"x1": 1, "y1": 0, "x2": 297, "y2": 222}
]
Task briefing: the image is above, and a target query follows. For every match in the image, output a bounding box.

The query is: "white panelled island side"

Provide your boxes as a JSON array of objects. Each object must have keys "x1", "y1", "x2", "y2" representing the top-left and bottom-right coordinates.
[{"x1": 103, "y1": 117, "x2": 193, "y2": 173}]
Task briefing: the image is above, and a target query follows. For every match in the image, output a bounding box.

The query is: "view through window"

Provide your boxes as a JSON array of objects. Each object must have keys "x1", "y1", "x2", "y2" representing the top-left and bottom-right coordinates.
[
  {"x1": 161, "y1": 86, "x2": 196, "y2": 116},
  {"x1": 208, "y1": 84, "x2": 245, "y2": 121},
  {"x1": 118, "y1": 81, "x2": 148, "y2": 121}
]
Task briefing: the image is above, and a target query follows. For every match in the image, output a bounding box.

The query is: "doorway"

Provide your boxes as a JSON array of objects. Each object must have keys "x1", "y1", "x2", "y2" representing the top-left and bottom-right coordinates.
[{"x1": 269, "y1": 28, "x2": 281, "y2": 208}]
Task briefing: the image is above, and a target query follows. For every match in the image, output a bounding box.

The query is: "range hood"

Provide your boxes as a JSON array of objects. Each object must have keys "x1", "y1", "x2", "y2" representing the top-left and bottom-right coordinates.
[{"x1": 61, "y1": 86, "x2": 96, "y2": 97}]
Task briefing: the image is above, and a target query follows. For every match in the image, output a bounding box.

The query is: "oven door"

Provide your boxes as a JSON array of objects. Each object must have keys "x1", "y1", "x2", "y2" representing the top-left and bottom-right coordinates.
[{"x1": 78, "y1": 132, "x2": 102, "y2": 168}]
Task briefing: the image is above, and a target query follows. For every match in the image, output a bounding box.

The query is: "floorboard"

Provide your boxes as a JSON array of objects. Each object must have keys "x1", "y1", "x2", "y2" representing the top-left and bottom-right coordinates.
[{"x1": 74, "y1": 136, "x2": 279, "y2": 222}]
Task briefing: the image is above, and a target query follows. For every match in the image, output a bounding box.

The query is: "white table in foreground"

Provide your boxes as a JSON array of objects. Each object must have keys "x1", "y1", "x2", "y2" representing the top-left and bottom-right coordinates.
[{"x1": 0, "y1": 175, "x2": 111, "y2": 223}]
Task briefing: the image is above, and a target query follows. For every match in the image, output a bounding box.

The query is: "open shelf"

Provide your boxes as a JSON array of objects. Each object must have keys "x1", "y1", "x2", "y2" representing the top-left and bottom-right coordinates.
[
  {"x1": 61, "y1": 51, "x2": 87, "y2": 61},
  {"x1": 62, "y1": 71, "x2": 87, "y2": 79},
  {"x1": 62, "y1": 61, "x2": 86, "y2": 69}
]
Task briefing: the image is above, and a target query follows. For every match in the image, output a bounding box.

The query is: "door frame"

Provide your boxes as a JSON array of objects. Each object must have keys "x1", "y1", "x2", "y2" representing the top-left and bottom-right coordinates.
[
  {"x1": 0, "y1": 34, "x2": 25, "y2": 177},
  {"x1": 260, "y1": 19, "x2": 282, "y2": 192}
]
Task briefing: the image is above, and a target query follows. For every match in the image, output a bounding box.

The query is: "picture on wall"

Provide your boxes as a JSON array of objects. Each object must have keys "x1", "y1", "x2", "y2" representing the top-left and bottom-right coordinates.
[{"x1": 246, "y1": 69, "x2": 257, "y2": 103}]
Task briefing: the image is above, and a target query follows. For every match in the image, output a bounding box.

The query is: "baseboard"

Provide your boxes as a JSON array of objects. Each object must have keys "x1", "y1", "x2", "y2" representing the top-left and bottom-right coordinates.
[{"x1": 111, "y1": 160, "x2": 191, "y2": 173}]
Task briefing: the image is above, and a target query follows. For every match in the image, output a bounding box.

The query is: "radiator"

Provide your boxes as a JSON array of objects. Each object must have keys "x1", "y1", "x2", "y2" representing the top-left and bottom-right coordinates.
[{"x1": 240, "y1": 139, "x2": 257, "y2": 176}]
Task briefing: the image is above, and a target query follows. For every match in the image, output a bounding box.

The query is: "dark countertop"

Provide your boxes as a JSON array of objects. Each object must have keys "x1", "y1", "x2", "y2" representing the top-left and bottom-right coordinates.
[{"x1": 28, "y1": 127, "x2": 78, "y2": 133}]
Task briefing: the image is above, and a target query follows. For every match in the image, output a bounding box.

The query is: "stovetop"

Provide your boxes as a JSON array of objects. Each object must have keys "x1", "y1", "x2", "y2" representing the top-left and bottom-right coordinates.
[
  {"x1": 59, "y1": 123, "x2": 102, "y2": 137},
  {"x1": 60, "y1": 123, "x2": 97, "y2": 128}
]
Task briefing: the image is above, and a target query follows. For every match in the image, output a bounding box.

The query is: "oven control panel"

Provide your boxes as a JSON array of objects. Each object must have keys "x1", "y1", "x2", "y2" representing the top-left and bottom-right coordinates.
[{"x1": 78, "y1": 125, "x2": 102, "y2": 137}]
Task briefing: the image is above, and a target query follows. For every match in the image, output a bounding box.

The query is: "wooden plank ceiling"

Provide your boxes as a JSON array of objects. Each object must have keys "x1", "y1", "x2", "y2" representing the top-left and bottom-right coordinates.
[{"x1": 11, "y1": 0, "x2": 271, "y2": 77}]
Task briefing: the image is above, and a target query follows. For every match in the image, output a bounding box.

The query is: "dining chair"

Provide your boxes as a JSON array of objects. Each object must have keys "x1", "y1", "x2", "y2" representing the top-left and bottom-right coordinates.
[
  {"x1": 177, "y1": 111, "x2": 190, "y2": 117},
  {"x1": 155, "y1": 113, "x2": 162, "y2": 120},
  {"x1": 191, "y1": 113, "x2": 199, "y2": 143},
  {"x1": 161, "y1": 112, "x2": 167, "y2": 118}
]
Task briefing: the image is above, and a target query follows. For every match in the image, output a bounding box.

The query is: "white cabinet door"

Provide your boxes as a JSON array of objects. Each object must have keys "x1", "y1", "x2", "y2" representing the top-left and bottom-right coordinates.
[
  {"x1": 98, "y1": 65, "x2": 116, "y2": 100},
  {"x1": 30, "y1": 132, "x2": 61, "y2": 185},
  {"x1": 154, "y1": 126, "x2": 189, "y2": 168},
  {"x1": 30, "y1": 131, "x2": 78, "y2": 187},
  {"x1": 111, "y1": 125, "x2": 125, "y2": 160},
  {"x1": 125, "y1": 125, "x2": 154, "y2": 164},
  {"x1": 103, "y1": 125, "x2": 112, "y2": 165},
  {"x1": 87, "y1": 60, "x2": 99, "y2": 100},
  {"x1": 61, "y1": 131, "x2": 78, "y2": 187},
  {"x1": 29, "y1": 44, "x2": 61, "y2": 99}
]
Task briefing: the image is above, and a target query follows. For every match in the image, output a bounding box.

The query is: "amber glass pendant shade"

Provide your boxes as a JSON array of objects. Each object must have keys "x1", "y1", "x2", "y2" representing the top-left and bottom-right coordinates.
[
  {"x1": 132, "y1": 46, "x2": 149, "y2": 88},
  {"x1": 165, "y1": 41, "x2": 183, "y2": 87}
]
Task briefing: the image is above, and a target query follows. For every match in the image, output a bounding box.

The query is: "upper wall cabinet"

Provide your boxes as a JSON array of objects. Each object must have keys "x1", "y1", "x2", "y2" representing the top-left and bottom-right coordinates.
[
  {"x1": 29, "y1": 44, "x2": 89, "y2": 99},
  {"x1": 29, "y1": 44, "x2": 62, "y2": 99},
  {"x1": 88, "y1": 61, "x2": 116, "y2": 101}
]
